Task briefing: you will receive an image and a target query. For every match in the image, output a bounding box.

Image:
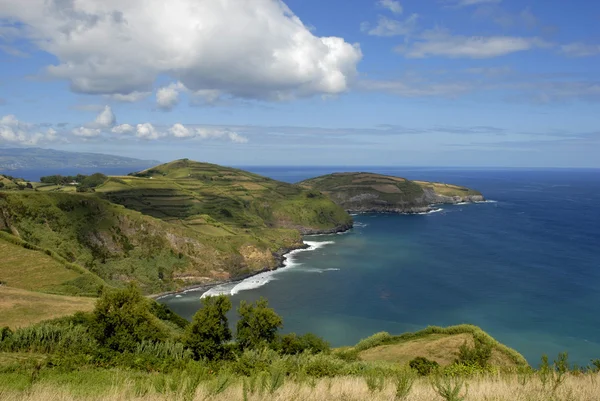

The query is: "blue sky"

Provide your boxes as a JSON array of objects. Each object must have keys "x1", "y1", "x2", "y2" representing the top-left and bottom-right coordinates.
[{"x1": 0, "y1": 0, "x2": 599, "y2": 167}]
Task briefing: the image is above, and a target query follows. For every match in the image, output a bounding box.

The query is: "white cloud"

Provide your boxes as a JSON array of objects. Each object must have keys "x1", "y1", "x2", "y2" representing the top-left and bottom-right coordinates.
[
  {"x1": 398, "y1": 29, "x2": 549, "y2": 58},
  {"x1": 91, "y1": 105, "x2": 116, "y2": 129},
  {"x1": 0, "y1": 0, "x2": 361, "y2": 101},
  {"x1": 560, "y1": 43, "x2": 600, "y2": 58},
  {"x1": 169, "y1": 124, "x2": 249, "y2": 143},
  {"x1": 362, "y1": 14, "x2": 419, "y2": 37},
  {"x1": 169, "y1": 123, "x2": 191, "y2": 138},
  {"x1": 72, "y1": 126, "x2": 101, "y2": 137},
  {"x1": 156, "y1": 82, "x2": 186, "y2": 111},
  {"x1": 0, "y1": 115, "x2": 59, "y2": 144},
  {"x1": 111, "y1": 124, "x2": 135, "y2": 134},
  {"x1": 377, "y1": 0, "x2": 403, "y2": 14},
  {"x1": 135, "y1": 123, "x2": 161, "y2": 140}
]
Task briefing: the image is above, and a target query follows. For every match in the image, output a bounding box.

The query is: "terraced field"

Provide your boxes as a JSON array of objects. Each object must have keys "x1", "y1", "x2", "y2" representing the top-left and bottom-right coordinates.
[{"x1": 300, "y1": 172, "x2": 484, "y2": 212}]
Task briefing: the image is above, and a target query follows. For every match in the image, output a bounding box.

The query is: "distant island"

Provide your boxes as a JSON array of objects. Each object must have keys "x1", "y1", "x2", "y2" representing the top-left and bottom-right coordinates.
[
  {"x1": 300, "y1": 172, "x2": 484, "y2": 214},
  {"x1": 0, "y1": 147, "x2": 160, "y2": 171}
]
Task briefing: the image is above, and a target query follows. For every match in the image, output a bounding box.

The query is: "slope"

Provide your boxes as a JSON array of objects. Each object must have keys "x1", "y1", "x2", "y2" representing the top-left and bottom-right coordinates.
[
  {"x1": 300, "y1": 172, "x2": 484, "y2": 213},
  {"x1": 0, "y1": 160, "x2": 352, "y2": 294}
]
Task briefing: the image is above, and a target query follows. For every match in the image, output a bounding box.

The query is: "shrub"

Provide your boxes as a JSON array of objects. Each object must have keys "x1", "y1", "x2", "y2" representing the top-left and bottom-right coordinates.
[
  {"x1": 456, "y1": 338, "x2": 492, "y2": 368},
  {"x1": 409, "y1": 357, "x2": 440, "y2": 376},
  {"x1": 236, "y1": 298, "x2": 283, "y2": 351},
  {"x1": 303, "y1": 354, "x2": 346, "y2": 378},
  {"x1": 89, "y1": 284, "x2": 169, "y2": 352},
  {"x1": 184, "y1": 295, "x2": 232, "y2": 361},
  {"x1": 278, "y1": 332, "x2": 330, "y2": 355},
  {"x1": 431, "y1": 375, "x2": 468, "y2": 401}
]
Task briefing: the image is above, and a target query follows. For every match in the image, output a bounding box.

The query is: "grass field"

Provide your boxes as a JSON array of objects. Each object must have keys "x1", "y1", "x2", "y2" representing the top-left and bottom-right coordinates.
[
  {"x1": 0, "y1": 239, "x2": 82, "y2": 292},
  {"x1": 0, "y1": 287, "x2": 95, "y2": 328},
  {"x1": 0, "y1": 369, "x2": 598, "y2": 401}
]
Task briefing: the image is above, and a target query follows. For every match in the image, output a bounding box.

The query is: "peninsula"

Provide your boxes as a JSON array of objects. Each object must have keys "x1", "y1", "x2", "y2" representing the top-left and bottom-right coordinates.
[{"x1": 300, "y1": 172, "x2": 484, "y2": 214}]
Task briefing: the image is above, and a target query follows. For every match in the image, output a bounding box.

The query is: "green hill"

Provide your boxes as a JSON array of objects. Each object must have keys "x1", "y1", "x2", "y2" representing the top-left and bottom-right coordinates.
[
  {"x1": 0, "y1": 160, "x2": 352, "y2": 295},
  {"x1": 299, "y1": 172, "x2": 484, "y2": 213}
]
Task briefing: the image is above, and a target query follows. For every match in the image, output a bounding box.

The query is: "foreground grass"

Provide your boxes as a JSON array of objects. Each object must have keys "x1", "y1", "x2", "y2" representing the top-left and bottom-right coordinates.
[
  {"x1": 1, "y1": 370, "x2": 599, "y2": 401},
  {"x1": 0, "y1": 287, "x2": 95, "y2": 328}
]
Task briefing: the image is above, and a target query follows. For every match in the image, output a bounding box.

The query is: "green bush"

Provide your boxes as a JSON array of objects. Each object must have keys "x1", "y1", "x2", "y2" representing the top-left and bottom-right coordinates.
[
  {"x1": 184, "y1": 295, "x2": 232, "y2": 361},
  {"x1": 89, "y1": 284, "x2": 169, "y2": 352},
  {"x1": 277, "y1": 332, "x2": 330, "y2": 355},
  {"x1": 236, "y1": 298, "x2": 283, "y2": 351},
  {"x1": 456, "y1": 338, "x2": 492, "y2": 368},
  {"x1": 409, "y1": 357, "x2": 439, "y2": 376}
]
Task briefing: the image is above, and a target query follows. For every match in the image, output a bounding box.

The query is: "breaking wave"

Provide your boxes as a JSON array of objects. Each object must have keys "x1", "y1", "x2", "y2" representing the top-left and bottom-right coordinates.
[{"x1": 200, "y1": 240, "x2": 335, "y2": 298}]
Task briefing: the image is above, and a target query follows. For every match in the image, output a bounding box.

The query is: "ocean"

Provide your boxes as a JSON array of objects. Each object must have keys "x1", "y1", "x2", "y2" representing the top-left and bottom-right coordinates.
[
  {"x1": 6, "y1": 165, "x2": 600, "y2": 365},
  {"x1": 161, "y1": 167, "x2": 600, "y2": 366}
]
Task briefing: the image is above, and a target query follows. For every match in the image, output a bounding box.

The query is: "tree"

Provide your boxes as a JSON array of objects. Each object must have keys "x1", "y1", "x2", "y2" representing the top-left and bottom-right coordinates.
[
  {"x1": 89, "y1": 284, "x2": 168, "y2": 352},
  {"x1": 184, "y1": 295, "x2": 232, "y2": 360},
  {"x1": 236, "y1": 297, "x2": 283, "y2": 350}
]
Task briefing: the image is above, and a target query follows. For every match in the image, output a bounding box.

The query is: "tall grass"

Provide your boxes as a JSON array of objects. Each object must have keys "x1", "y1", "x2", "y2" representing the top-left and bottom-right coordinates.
[{"x1": 1, "y1": 372, "x2": 600, "y2": 401}]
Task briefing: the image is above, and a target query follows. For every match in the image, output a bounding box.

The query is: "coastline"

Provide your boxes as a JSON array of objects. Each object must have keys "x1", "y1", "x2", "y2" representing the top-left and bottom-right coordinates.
[{"x1": 150, "y1": 222, "x2": 352, "y2": 300}]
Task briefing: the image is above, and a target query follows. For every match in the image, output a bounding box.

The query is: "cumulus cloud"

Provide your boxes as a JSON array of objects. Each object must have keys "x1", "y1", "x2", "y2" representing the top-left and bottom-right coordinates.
[
  {"x1": 362, "y1": 14, "x2": 419, "y2": 37},
  {"x1": 169, "y1": 123, "x2": 191, "y2": 138},
  {"x1": 0, "y1": 115, "x2": 60, "y2": 144},
  {"x1": 156, "y1": 82, "x2": 186, "y2": 111},
  {"x1": 377, "y1": 0, "x2": 403, "y2": 14},
  {"x1": 135, "y1": 123, "x2": 161, "y2": 140},
  {"x1": 397, "y1": 29, "x2": 549, "y2": 58},
  {"x1": 91, "y1": 105, "x2": 116, "y2": 129},
  {"x1": 0, "y1": 0, "x2": 361, "y2": 101},
  {"x1": 111, "y1": 124, "x2": 135, "y2": 134}
]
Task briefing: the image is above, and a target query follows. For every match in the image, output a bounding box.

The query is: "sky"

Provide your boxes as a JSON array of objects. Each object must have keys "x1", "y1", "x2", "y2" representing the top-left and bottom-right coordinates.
[{"x1": 0, "y1": 0, "x2": 598, "y2": 167}]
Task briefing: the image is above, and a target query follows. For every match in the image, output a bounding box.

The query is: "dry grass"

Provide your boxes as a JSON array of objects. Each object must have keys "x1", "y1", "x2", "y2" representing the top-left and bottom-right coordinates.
[
  {"x1": 0, "y1": 286, "x2": 95, "y2": 328},
  {"x1": 0, "y1": 240, "x2": 81, "y2": 292},
  {"x1": 359, "y1": 333, "x2": 517, "y2": 368},
  {"x1": 1, "y1": 374, "x2": 600, "y2": 401}
]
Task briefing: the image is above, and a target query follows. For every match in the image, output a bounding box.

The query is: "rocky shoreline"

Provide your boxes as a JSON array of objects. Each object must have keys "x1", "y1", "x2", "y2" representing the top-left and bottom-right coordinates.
[{"x1": 150, "y1": 222, "x2": 353, "y2": 300}]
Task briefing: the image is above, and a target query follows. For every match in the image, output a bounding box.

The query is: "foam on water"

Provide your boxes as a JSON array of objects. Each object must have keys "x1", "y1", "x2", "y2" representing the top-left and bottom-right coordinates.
[
  {"x1": 418, "y1": 208, "x2": 443, "y2": 215},
  {"x1": 200, "y1": 240, "x2": 335, "y2": 298}
]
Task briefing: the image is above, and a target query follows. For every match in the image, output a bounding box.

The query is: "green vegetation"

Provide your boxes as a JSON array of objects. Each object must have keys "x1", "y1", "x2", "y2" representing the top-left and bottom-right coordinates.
[
  {"x1": 300, "y1": 172, "x2": 484, "y2": 212},
  {"x1": 0, "y1": 160, "x2": 352, "y2": 294},
  {"x1": 1, "y1": 288, "x2": 598, "y2": 401},
  {"x1": 0, "y1": 287, "x2": 96, "y2": 329},
  {"x1": 40, "y1": 173, "x2": 107, "y2": 192}
]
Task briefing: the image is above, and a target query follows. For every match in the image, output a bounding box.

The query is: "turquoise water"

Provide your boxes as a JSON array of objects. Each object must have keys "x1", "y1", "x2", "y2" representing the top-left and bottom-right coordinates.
[{"x1": 160, "y1": 168, "x2": 600, "y2": 366}]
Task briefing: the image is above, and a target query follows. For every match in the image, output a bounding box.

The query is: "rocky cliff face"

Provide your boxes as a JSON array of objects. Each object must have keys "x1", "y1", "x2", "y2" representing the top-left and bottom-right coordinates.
[{"x1": 299, "y1": 173, "x2": 485, "y2": 214}]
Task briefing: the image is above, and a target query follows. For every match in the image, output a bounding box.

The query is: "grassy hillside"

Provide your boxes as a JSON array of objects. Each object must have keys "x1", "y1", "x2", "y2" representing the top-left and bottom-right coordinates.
[
  {"x1": 352, "y1": 325, "x2": 527, "y2": 368},
  {"x1": 0, "y1": 287, "x2": 95, "y2": 329},
  {"x1": 0, "y1": 236, "x2": 104, "y2": 296},
  {"x1": 98, "y1": 159, "x2": 352, "y2": 233},
  {"x1": 300, "y1": 172, "x2": 484, "y2": 213},
  {"x1": 0, "y1": 160, "x2": 352, "y2": 294}
]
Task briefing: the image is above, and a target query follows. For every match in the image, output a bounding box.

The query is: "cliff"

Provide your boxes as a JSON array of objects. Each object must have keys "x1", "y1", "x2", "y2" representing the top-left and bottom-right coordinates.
[{"x1": 299, "y1": 172, "x2": 484, "y2": 213}]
